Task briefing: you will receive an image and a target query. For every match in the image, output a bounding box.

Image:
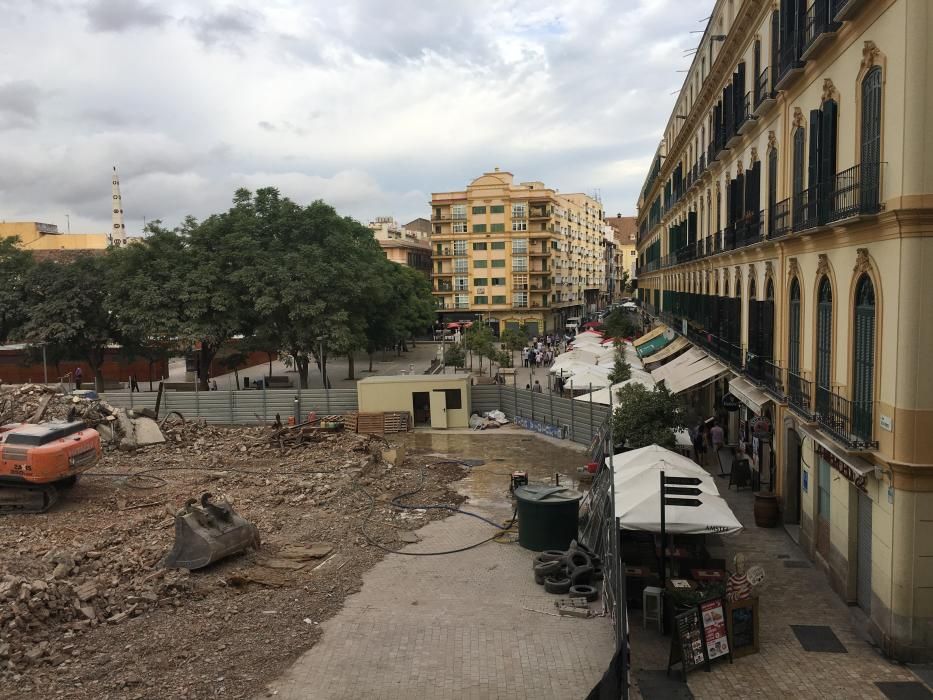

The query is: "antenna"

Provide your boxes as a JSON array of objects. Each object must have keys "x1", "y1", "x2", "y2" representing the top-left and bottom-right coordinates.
[{"x1": 111, "y1": 166, "x2": 127, "y2": 245}]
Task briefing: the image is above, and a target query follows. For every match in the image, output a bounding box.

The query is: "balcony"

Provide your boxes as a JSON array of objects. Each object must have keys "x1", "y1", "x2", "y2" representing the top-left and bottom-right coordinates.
[
  {"x1": 769, "y1": 198, "x2": 792, "y2": 238},
  {"x1": 792, "y1": 187, "x2": 820, "y2": 233},
  {"x1": 529, "y1": 207, "x2": 550, "y2": 219},
  {"x1": 435, "y1": 282, "x2": 453, "y2": 292},
  {"x1": 754, "y1": 67, "x2": 776, "y2": 115},
  {"x1": 735, "y1": 210, "x2": 763, "y2": 248},
  {"x1": 776, "y1": 36, "x2": 806, "y2": 90},
  {"x1": 434, "y1": 248, "x2": 453, "y2": 258},
  {"x1": 762, "y1": 360, "x2": 785, "y2": 399},
  {"x1": 823, "y1": 163, "x2": 883, "y2": 224},
  {"x1": 737, "y1": 92, "x2": 757, "y2": 136},
  {"x1": 832, "y1": 0, "x2": 869, "y2": 22},
  {"x1": 815, "y1": 386, "x2": 878, "y2": 449},
  {"x1": 787, "y1": 371, "x2": 814, "y2": 420},
  {"x1": 802, "y1": 0, "x2": 840, "y2": 60}
]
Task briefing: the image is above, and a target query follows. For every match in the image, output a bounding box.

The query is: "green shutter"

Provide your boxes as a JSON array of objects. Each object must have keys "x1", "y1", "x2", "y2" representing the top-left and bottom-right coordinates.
[{"x1": 852, "y1": 275, "x2": 876, "y2": 442}]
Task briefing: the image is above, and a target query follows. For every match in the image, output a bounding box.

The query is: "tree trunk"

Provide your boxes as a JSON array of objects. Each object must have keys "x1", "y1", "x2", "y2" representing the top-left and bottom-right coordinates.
[
  {"x1": 322, "y1": 355, "x2": 330, "y2": 389},
  {"x1": 293, "y1": 352, "x2": 309, "y2": 389},
  {"x1": 268, "y1": 352, "x2": 274, "y2": 378},
  {"x1": 346, "y1": 353, "x2": 355, "y2": 380},
  {"x1": 198, "y1": 344, "x2": 216, "y2": 391},
  {"x1": 368, "y1": 353, "x2": 374, "y2": 372}
]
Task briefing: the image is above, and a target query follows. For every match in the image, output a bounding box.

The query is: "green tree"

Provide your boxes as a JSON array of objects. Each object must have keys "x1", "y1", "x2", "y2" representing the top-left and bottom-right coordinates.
[
  {"x1": 611, "y1": 383, "x2": 686, "y2": 449},
  {"x1": 0, "y1": 237, "x2": 34, "y2": 343},
  {"x1": 607, "y1": 345, "x2": 632, "y2": 384},
  {"x1": 462, "y1": 325, "x2": 495, "y2": 374},
  {"x1": 499, "y1": 328, "x2": 527, "y2": 368},
  {"x1": 603, "y1": 309, "x2": 639, "y2": 340},
  {"x1": 20, "y1": 255, "x2": 124, "y2": 391},
  {"x1": 443, "y1": 343, "x2": 465, "y2": 369}
]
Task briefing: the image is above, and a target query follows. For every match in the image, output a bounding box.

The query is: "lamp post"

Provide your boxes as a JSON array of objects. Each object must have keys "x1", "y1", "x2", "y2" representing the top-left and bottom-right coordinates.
[{"x1": 316, "y1": 337, "x2": 326, "y2": 389}]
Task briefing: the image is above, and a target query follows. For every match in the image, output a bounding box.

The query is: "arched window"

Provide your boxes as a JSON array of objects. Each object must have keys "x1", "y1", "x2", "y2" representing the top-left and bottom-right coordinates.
[
  {"x1": 816, "y1": 276, "x2": 833, "y2": 415},
  {"x1": 852, "y1": 275, "x2": 876, "y2": 443},
  {"x1": 861, "y1": 66, "x2": 883, "y2": 211},
  {"x1": 768, "y1": 148, "x2": 779, "y2": 234},
  {"x1": 788, "y1": 279, "x2": 801, "y2": 374},
  {"x1": 793, "y1": 127, "x2": 806, "y2": 197}
]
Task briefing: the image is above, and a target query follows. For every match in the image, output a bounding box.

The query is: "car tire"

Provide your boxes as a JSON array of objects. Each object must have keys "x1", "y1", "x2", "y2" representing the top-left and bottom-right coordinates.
[
  {"x1": 533, "y1": 561, "x2": 562, "y2": 578},
  {"x1": 570, "y1": 585, "x2": 598, "y2": 602},
  {"x1": 544, "y1": 576, "x2": 572, "y2": 595},
  {"x1": 540, "y1": 550, "x2": 566, "y2": 563},
  {"x1": 570, "y1": 565, "x2": 595, "y2": 585}
]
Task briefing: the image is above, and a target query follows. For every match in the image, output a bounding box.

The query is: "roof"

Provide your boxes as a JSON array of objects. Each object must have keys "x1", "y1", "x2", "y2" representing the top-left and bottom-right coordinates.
[
  {"x1": 357, "y1": 374, "x2": 469, "y2": 385},
  {"x1": 605, "y1": 216, "x2": 637, "y2": 244}
]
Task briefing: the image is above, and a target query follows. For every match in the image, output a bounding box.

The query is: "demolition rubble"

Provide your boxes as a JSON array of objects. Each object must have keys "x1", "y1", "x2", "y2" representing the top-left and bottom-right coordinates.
[{"x1": 0, "y1": 385, "x2": 467, "y2": 700}]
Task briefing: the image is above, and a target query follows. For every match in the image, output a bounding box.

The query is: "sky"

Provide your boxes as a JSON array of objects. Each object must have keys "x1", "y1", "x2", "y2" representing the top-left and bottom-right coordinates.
[{"x1": 0, "y1": 0, "x2": 715, "y2": 235}]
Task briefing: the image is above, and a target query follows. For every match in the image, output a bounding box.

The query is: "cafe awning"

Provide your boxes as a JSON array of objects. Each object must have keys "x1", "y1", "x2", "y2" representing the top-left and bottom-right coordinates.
[
  {"x1": 636, "y1": 330, "x2": 676, "y2": 358},
  {"x1": 642, "y1": 336, "x2": 690, "y2": 366},
  {"x1": 666, "y1": 356, "x2": 730, "y2": 394},
  {"x1": 728, "y1": 376, "x2": 772, "y2": 415},
  {"x1": 573, "y1": 372, "x2": 657, "y2": 404},
  {"x1": 650, "y1": 347, "x2": 705, "y2": 383},
  {"x1": 633, "y1": 325, "x2": 666, "y2": 348}
]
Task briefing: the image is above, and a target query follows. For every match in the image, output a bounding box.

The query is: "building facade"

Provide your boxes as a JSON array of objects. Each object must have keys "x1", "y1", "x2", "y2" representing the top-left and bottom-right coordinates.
[
  {"x1": 634, "y1": 0, "x2": 933, "y2": 660},
  {"x1": 431, "y1": 170, "x2": 606, "y2": 336},
  {"x1": 368, "y1": 216, "x2": 432, "y2": 275},
  {"x1": 606, "y1": 215, "x2": 638, "y2": 300},
  {"x1": 0, "y1": 222, "x2": 110, "y2": 252}
]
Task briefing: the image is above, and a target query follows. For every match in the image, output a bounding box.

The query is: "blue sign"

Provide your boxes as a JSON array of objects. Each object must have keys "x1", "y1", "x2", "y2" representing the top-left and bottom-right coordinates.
[{"x1": 802, "y1": 470, "x2": 809, "y2": 493}]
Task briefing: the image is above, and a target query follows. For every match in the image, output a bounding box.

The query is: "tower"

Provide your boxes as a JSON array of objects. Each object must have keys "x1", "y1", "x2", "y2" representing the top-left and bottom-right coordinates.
[{"x1": 110, "y1": 166, "x2": 127, "y2": 246}]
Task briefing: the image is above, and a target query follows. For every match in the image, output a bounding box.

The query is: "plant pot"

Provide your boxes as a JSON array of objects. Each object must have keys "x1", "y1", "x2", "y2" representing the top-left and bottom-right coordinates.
[{"x1": 754, "y1": 492, "x2": 779, "y2": 528}]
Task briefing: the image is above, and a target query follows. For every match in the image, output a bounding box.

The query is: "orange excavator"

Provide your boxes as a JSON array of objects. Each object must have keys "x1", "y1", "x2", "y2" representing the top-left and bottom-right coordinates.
[{"x1": 0, "y1": 421, "x2": 101, "y2": 513}]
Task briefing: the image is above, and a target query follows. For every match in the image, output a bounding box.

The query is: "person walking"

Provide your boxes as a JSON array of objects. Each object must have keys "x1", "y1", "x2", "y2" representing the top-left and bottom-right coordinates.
[
  {"x1": 532, "y1": 380, "x2": 543, "y2": 393},
  {"x1": 692, "y1": 421, "x2": 707, "y2": 465},
  {"x1": 130, "y1": 375, "x2": 140, "y2": 393},
  {"x1": 74, "y1": 366, "x2": 83, "y2": 391},
  {"x1": 709, "y1": 420, "x2": 725, "y2": 468}
]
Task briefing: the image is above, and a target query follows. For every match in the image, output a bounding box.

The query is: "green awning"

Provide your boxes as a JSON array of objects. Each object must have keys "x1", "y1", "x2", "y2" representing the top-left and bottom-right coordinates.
[{"x1": 637, "y1": 333, "x2": 673, "y2": 358}]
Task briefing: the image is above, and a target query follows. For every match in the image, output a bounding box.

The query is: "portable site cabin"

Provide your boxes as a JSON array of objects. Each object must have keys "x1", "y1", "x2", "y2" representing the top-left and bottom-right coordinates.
[{"x1": 356, "y1": 375, "x2": 471, "y2": 429}]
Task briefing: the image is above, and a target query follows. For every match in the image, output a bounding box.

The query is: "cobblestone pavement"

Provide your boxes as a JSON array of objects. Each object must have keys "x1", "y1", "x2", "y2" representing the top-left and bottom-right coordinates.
[
  {"x1": 265, "y1": 431, "x2": 615, "y2": 700},
  {"x1": 628, "y1": 459, "x2": 925, "y2": 700}
]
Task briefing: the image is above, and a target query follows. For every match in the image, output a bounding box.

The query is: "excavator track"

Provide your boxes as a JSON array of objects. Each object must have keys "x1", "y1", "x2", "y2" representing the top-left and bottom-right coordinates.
[{"x1": 0, "y1": 484, "x2": 59, "y2": 514}]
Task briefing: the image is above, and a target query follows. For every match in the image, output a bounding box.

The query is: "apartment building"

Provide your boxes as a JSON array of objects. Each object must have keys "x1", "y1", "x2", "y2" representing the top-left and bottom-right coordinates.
[
  {"x1": 368, "y1": 216, "x2": 432, "y2": 275},
  {"x1": 634, "y1": 0, "x2": 933, "y2": 660},
  {"x1": 606, "y1": 215, "x2": 638, "y2": 300},
  {"x1": 430, "y1": 170, "x2": 606, "y2": 336}
]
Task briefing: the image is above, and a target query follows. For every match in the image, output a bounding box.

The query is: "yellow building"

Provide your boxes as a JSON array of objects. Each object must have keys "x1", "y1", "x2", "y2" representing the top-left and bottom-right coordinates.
[
  {"x1": 0, "y1": 222, "x2": 110, "y2": 251},
  {"x1": 605, "y1": 215, "x2": 638, "y2": 301},
  {"x1": 635, "y1": 0, "x2": 933, "y2": 660},
  {"x1": 368, "y1": 216, "x2": 432, "y2": 276},
  {"x1": 430, "y1": 170, "x2": 606, "y2": 336}
]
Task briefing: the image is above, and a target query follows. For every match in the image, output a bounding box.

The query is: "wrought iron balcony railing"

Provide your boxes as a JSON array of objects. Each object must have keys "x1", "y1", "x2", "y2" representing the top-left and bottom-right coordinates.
[
  {"x1": 787, "y1": 371, "x2": 813, "y2": 420},
  {"x1": 815, "y1": 385, "x2": 878, "y2": 449}
]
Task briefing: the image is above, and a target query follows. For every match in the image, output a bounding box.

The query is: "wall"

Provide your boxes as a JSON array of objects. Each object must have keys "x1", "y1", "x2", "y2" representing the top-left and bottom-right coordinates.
[
  {"x1": 357, "y1": 377, "x2": 471, "y2": 428},
  {"x1": 0, "y1": 348, "x2": 168, "y2": 386}
]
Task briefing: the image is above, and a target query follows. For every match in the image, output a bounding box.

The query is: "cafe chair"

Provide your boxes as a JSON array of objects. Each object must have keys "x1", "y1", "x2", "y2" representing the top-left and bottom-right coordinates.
[{"x1": 642, "y1": 586, "x2": 663, "y2": 633}]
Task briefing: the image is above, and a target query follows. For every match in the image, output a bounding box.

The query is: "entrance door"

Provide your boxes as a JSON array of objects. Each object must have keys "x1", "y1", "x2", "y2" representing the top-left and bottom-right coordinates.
[
  {"x1": 857, "y1": 490, "x2": 873, "y2": 613},
  {"x1": 412, "y1": 392, "x2": 431, "y2": 426},
  {"x1": 784, "y1": 429, "x2": 801, "y2": 525},
  {"x1": 429, "y1": 390, "x2": 449, "y2": 429},
  {"x1": 816, "y1": 456, "x2": 832, "y2": 560}
]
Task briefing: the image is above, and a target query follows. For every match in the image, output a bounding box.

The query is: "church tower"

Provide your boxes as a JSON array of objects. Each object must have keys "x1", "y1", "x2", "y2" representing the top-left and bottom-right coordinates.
[{"x1": 111, "y1": 166, "x2": 127, "y2": 246}]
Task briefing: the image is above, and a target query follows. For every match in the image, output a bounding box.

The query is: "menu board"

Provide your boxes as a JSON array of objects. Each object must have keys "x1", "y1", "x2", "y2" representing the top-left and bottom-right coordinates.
[
  {"x1": 700, "y1": 598, "x2": 730, "y2": 660},
  {"x1": 670, "y1": 608, "x2": 706, "y2": 676}
]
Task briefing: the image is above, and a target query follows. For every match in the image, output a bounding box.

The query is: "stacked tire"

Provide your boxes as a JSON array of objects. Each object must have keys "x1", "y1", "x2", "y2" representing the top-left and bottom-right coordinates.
[{"x1": 531, "y1": 540, "x2": 602, "y2": 602}]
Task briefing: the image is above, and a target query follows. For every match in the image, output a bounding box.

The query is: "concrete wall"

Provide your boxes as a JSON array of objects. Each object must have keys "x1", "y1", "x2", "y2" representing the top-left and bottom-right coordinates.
[{"x1": 357, "y1": 376, "x2": 471, "y2": 429}]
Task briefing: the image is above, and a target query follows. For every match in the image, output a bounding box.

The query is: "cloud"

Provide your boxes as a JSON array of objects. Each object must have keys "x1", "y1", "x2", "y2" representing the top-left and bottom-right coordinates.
[
  {"x1": 186, "y1": 6, "x2": 259, "y2": 50},
  {"x1": 84, "y1": 0, "x2": 168, "y2": 32},
  {"x1": 0, "y1": 81, "x2": 41, "y2": 130}
]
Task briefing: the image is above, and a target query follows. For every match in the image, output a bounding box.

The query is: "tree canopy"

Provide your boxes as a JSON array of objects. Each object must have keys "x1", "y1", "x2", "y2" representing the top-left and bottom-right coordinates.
[{"x1": 611, "y1": 383, "x2": 686, "y2": 450}]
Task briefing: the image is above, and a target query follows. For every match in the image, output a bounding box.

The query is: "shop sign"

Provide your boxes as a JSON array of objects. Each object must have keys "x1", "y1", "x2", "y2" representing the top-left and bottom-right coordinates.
[
  {"x1": 816, "y1": 445, "x2": 868, "y2": 493},
  {"x1": 722, "y1": 393, "x2": 740, "y2": 412}
]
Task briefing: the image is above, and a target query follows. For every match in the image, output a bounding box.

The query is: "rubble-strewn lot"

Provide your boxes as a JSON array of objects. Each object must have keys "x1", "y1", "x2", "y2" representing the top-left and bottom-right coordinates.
[{"x1": 1, "y1": 388, "x2": 468, "y2": 699}]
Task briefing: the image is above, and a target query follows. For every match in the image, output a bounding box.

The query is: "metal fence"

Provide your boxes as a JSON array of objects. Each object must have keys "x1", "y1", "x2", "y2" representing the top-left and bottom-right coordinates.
[
  {"x1": 470, "y1": 384, "x2": 611, "y2": 447},
  {"x1": 101, "y1": 388, "x2": 359, "y2": 424}
]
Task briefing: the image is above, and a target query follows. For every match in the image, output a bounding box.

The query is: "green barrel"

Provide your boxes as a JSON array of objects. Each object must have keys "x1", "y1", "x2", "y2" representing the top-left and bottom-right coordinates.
[{"x1": 513, "y1": 485, "x2": 583, "y2": 552}]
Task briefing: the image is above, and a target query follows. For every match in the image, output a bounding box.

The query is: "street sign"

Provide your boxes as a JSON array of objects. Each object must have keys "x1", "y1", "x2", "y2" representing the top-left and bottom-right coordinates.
[
  {"x1": 663, "y1": 476, "x2": 703, "y2": 486},
  {"x1": 664, "y1": 497, "x2": 703, "y2": 507},
  {"x1": 660, "y1": 471, "x2": 707, "y2": 585},
  {"x1": 664, "y1": 486, "x2": 702, "y2": 496},
  {"x1": 722, "y1": 393, "x2": 740, "y2": 411}
]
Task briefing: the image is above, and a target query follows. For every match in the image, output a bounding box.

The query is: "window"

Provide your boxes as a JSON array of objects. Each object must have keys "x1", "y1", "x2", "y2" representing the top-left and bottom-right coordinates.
[
  {"x1": 491, "y1": 259, "x2": 505, "y2": 268},
  {"x1": 793, "y1": 127, "x2": 806, "y2": 196},
  {"x1": 472, "y1": 242, "x2": 487, "y2": 251},
  {"x1": 512, "y1": 220, "x2": 528, "y2": 232},
  {"x1": 816, "y1": 276, "x2": 833, "y2": 415},
  {"x1": 491, "y1": 223, "x2": 505, "y2": 232},
  {"x1": 473, "y1": 277, "x2": 488, "y2": 286},
  {"x1": 454, "y1": 276, "x2": 468, "y2": 291},
  {"x1": 788, "y1": 278, "x2": 801, "y2": 374},
  {"x1": 434, "y1": 207, "x2": 441, "y2": 219},
  {"x1": 473, "y1": 260, "x2": 487, "y2": 268},
  {"x1": 472, "y1": 206, "x2": 486, "y2": 215},
  {"x1": 768, "y1": 148, "x2": 778, "y2": 232},
  {"x1": 852, "y1": 275, "x2": 876, "y2": 441},
  {"x1": 453, "y1": 259, "x2": 468, "y2": 273},
  {"x1": 491, "y1": 277, "x2": 506, "y2": 286},
  {"x1": 440, "y1": 388, "x2": 462, "y2": 410},
  {"x1": 490, "y1": 205, "x2": 505, "y2": 214},
  {"x1": 491, "y1": 241, "x2": 505, "y2": 250},
  {"x1": 514, "y1": 291, "x2": 528, "y2": 308},
  {"x1": 454, "y1": 294, "x2": 469, "y2": 309},
  {"x1": 513, "y1": 274, "x2": 528, "y2": 289},
  {"x1": 472, "y1": 224, "x2": 487, "y2": 233},
  {"x1": 513, "y1": 257, "x2": 528, "y2": 272},
  {"x1": 473, "y1": 296, "x2": 488, "y2": 305},
  {"x1": 453, "y1": 240, "x2": 467, "y2": 255},
  {"x1": 861, "y1": 66, "x2": 883, "y2": 207},
  {"x1": 512, "y1": 238, "x2": 528, "y2": 254},
  {"x1": 492, "y1": 295, "x2": 507, "y2": 304},
  {"x1": 511, "y1": 203, "x2": 526, "y2": 219},
  {"x1": 451, "y1": 204, "x2": 466, "y2": 220},
  {"x1": 453, "y1": 221, "x2": 467, "y2": 233}
]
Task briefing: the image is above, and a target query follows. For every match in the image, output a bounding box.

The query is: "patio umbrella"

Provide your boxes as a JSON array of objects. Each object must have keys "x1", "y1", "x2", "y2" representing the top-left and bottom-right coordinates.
[
  {"x1": 446, "y1": 323, "x2": 460, "y2": 329},
  {"x1": 582, "y1": 321, "x2": 604, "y2": 329},
  {"x1": 621, "y1": 301, "x2": 638, "y2": 309}
]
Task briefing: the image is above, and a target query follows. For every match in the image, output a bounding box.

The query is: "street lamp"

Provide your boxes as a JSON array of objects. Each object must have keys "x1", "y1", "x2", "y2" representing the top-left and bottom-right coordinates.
[{"x1": 316, "y1": 336, "x2": 326, "y2": 389}]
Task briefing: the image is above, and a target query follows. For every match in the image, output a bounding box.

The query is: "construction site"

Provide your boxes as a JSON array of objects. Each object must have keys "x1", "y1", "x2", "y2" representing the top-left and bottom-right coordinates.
[{"x1": 0, "y1": 384, "x2": 485, "y2": 700}]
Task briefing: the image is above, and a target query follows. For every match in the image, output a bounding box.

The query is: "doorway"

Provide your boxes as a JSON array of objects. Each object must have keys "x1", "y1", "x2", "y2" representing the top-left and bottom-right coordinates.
[
  {"x1": 412, "y1": 392, "x2": 431, "y2": 426},
  {"x1": 856, "y1": 490, "x2": 872, "y2": 613},
  {"x1": 784, "y1": 429, "x2": 801, "y2": 525}
]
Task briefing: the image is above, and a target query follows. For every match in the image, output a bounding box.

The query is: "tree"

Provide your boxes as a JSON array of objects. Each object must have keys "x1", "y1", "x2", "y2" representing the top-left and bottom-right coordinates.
[
  {"x1": 499, "y1": 328, "x2": 527, "y2": 368},
  {"x1": 462, "y1": 325, "x2": 495, "y2": 374},
  {"x1": 611, "y1": 383, "x2": 686, "y2": 449},
  {"x1": 607, "y1": 345, "x2": 632, "y2": 384},
  {"x1": 603, "y1": 309, "x2": 639, "y2": 340},
  {"x1": 19, "y1": 255, "x2": 124, "y2": 391},
  {"x1": 443, "y1": 344, "x2": 465, "y2": 369},
  {"x1": 0, "y1": 237, "x2": 34, "y2": 344}
]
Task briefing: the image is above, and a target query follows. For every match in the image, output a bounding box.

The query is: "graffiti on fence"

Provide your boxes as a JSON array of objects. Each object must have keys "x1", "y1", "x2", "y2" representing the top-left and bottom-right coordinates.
[{"x1": 512, "y1": 415, "x2": 565, "y2": 440}]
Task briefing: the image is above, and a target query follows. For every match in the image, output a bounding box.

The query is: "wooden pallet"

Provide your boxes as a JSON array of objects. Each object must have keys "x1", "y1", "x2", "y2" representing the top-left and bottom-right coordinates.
[
  {"x1": 346, "y1": 411, "x2": 412, "y2": 435},
  {"x1": 383, "y1": 412, "x2": 410, "y2": 434}
]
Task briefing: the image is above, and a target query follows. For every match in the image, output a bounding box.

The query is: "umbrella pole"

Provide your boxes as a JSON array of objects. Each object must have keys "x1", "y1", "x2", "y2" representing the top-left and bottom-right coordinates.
[{"x1": 660, "y1": 469, "x2": 666, "y2": 589}]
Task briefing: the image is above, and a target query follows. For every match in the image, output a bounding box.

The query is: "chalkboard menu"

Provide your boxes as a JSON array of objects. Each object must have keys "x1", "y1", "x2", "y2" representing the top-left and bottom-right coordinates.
[
  {"x1": 726, "y1": 597, "x2": 760, "y2": 658},
  {"x1": 667, "y1": 608, "x2": 707, "y2": 681}
]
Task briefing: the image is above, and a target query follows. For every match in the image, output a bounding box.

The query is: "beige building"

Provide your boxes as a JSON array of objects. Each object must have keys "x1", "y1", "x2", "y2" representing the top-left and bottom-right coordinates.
[
  {"x1": 0, "y1": 222, "x2": 110, "y2": 252},
  {"x1": 634, "y1": 0, "x2": 933, "y2": 660},
  {"x1": 605, "y1": 215, "x2": 638, "y2": 300},
  {"x1": 368, "y1": 216, "x2": 432, "y2": 275},
  {"x1": 430, "y1": 170, "x2": 606, "y2": 336}
]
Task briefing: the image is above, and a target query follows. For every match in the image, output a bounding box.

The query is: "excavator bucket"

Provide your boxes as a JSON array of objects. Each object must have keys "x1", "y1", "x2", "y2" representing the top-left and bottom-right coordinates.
[{"x1": 162, "y1": 493, "x2": 260, "y2": 570}]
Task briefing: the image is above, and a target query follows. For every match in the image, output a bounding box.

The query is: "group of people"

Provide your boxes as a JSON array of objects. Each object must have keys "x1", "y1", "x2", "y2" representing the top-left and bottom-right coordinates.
[
  {"x1": 690, "y1": 418, "x2": 727, "y2": 466},
  {"x1": 521, "y1": 335, "x2": 564, "y2": 369}
]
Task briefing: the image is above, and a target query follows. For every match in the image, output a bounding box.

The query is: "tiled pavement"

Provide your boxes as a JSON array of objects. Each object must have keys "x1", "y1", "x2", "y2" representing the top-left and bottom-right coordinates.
[
  {"x1": 264, "y1": 431, "x2": 615, "y2": 699},
  {"x1": 629, "y1": 459, "x2": 926, "y2": 700}
]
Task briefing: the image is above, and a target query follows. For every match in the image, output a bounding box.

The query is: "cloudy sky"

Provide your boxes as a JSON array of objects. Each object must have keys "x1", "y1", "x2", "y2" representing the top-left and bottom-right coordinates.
[{"x1": 0, "y1": 0, "x2": 713, "y2": 234}]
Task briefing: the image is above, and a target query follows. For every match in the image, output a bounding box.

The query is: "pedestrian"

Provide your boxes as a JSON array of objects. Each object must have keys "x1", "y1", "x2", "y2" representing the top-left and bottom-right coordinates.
[
  {"x1": 74, "y1": 366, "x2": 83, "y2": 391},
  {"x1": 525, "y1": 383, "x2": 531, "y2": 390},
  {"x1": 692, "y1": 421, "x2": 707, "y2": 465},
  {"x1": 130, "y1": 375, "x2": 140, "y2": 393},
  {"x1": 554, "y1": 376, "x2": 564, "y2": 395},
  {"x1": 522, "y1": 347, "x2": 529, "y2": 368},
  {"x1": 709, "y1": 420, "x2": 725, "y2": 456},
  {"x1": 536, "y1": 352, "x2": 543, "y2": 369},
  {"x1": 533, "y1": 380, "x2": 543, "y2": 393},
  {"x1": 211, "y1": 379, "x2": 218, "y2": 391}
]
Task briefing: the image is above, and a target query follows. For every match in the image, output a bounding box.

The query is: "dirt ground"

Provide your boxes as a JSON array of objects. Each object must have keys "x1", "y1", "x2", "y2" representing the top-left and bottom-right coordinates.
[{"x1": 0, "y1": 420, "x2": 471, "y2": 700}]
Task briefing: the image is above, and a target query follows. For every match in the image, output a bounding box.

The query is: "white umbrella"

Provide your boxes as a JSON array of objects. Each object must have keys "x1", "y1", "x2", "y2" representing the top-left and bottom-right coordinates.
[
  {"x1": 621, "y1": 301, "x2": 638, "y2": 309},
  {"x1": 563, "y1": 365, "x2": 613, "y2": 389},
  {"x1": 573, "y1": 373, "x2": 656, "y2": 405},
  {"x1": 604, "y1": 444, "x2": 710, "y2": 479}
]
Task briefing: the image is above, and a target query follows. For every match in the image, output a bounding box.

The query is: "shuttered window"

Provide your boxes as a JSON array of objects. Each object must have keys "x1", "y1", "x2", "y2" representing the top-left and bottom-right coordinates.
[
  {"x1": 793, "y1": 127, "x2": 806, "y2": 196},
  {"x1": 816, "y1": 276, "x2": 833, "y2": 415},
  {"x1": 768, "y1": 148, "x2": 778, "y2": 233},
  {"x1": 861, "y1": 66, "x2": 883, "y2": 209},
  {"x1": 852, "y1": 275, "x2": 876, "y2": 442},
  {"x1": 788, "y1": 278, "x2": 801, "y2": 373}
]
